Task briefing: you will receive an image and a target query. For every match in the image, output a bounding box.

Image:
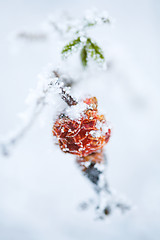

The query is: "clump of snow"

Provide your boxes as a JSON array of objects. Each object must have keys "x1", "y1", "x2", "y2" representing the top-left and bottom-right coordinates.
[
  {"x1": 90, "y1": 121, "x2": 111, "y2": 138},
  {"x1": 90, "y1": 130, "x2": 102, "y2": 138},
  {"x1": 65, "y1": 101, "x2": 88, "y2": 120},
  {"x1": 96, "y1": 120, "x2": 111, "y2": 134},
  {"x1": 84, "y1": 8, "x2": 110, "y2": 25}
]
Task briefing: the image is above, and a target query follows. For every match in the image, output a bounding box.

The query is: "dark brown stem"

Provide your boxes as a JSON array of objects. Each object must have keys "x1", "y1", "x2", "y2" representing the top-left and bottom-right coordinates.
[
  {"x1": 60, "y1": 87, "x2": 77, "y2": 106},
  {"x1": 53, "y1": 70, "x2": 78, "y2": 106},
  {"x1": 53, "y1": 70, "x2": 60, "y2": 78}
]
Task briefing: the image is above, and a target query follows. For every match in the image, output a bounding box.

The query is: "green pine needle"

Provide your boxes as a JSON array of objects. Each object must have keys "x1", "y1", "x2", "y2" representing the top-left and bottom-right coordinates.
[
  {"x1": 61, "y1": 37, "x2": 81, "y2": 57},
  {"x1": 80, "y1": 46, "x2": 88, "y2": 67},
  {"x1": 86, "y1": 38, "x2": 105, "y2": 63},
  {"x1": 61, "y1": 36, "x2": 105, "y2": 67}
]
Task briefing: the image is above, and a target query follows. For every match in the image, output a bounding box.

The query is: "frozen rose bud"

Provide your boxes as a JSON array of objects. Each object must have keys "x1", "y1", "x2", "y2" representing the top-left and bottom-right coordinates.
[{"x1": 53, "y1": 97, "x2": 111, "y2": 157}]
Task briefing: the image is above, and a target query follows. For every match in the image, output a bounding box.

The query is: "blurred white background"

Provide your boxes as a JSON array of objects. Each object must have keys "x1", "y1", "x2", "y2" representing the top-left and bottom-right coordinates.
[{"x1": 0, "y1": 0, "x2": 160, "y2": 239}]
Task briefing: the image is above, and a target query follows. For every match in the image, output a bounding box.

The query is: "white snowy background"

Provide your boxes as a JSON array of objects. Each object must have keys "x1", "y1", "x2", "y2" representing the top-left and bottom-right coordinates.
[{"x1": 0, "y1": 0, "x2": 160, "y2": 239}]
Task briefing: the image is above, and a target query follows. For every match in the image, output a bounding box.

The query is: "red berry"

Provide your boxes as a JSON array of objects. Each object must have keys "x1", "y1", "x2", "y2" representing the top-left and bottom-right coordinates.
[{"x1": 53, "y1": 97, "x2": 111, "y2": 157}]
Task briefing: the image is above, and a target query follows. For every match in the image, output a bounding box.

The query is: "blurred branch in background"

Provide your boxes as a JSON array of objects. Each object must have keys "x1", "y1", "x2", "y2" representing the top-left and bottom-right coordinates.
[{"x1": 17, "y1": 32, "x2": 48, "y2": 41}]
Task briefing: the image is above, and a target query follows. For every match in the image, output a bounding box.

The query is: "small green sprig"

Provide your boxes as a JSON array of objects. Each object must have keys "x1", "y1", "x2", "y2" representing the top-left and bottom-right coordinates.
[
  {"x1": 61, "y1": 37, "x2": 82, "y2": 57},
  {"x1": 60, "y1": 10, "x2": 110, "y2": 68},
  {"x1": 86, "y1": 38, "x2": 105, "y2": 64},
  {"x1": 62, "y1": 37, "x2": 105, "y2": 67}
]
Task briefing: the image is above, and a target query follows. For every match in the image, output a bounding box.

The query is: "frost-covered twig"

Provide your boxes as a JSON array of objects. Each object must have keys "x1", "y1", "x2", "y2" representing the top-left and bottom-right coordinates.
[
  {"x1": 0, "y1": 95, "x2": 47, "y2": 156},
  {"x1": 49, "y1": 9, "x2": 111, "y2": 36},
  {"x1": 53, "y1": 71, "x2": 77, "y2": 106},
  {"x1": 76, "y1": 151, "x2": 131, "y2": 219},
  {"x1": 0, "y1": 69, "x2": 76, "y2": 157}
]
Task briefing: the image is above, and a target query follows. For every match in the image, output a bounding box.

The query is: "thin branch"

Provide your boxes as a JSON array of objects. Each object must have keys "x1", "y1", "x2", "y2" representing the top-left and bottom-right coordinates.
[
  {"x1": 53, "y1": 70, "x2": 77, "y2": 106},
  {"x1": 17, "y1": 32, "x2": 48, "y2": 41},
  {"x1": 76, "y1": 152, "x2": 131, "y2": 219},
  {"x1": 0, "y1": 70, "x2": 76, "y2": 157}
]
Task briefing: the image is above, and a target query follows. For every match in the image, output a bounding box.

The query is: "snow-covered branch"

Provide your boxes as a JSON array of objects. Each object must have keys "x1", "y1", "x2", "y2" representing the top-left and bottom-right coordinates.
[
  {"x1": 0, "y1": 68, "x2": 75, "y2": 157},
  {"x1": 49, "y1": 9, "x2": 111, "y2": 36},
  {"x1": 77, "y1": 151, "x2": 131, "y2": 219}
]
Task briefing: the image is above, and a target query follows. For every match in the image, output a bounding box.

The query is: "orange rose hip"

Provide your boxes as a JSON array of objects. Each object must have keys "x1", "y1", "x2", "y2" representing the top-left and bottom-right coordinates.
[{"x1": 53, "y1": 97, "x2": 111, "y2": 157}]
